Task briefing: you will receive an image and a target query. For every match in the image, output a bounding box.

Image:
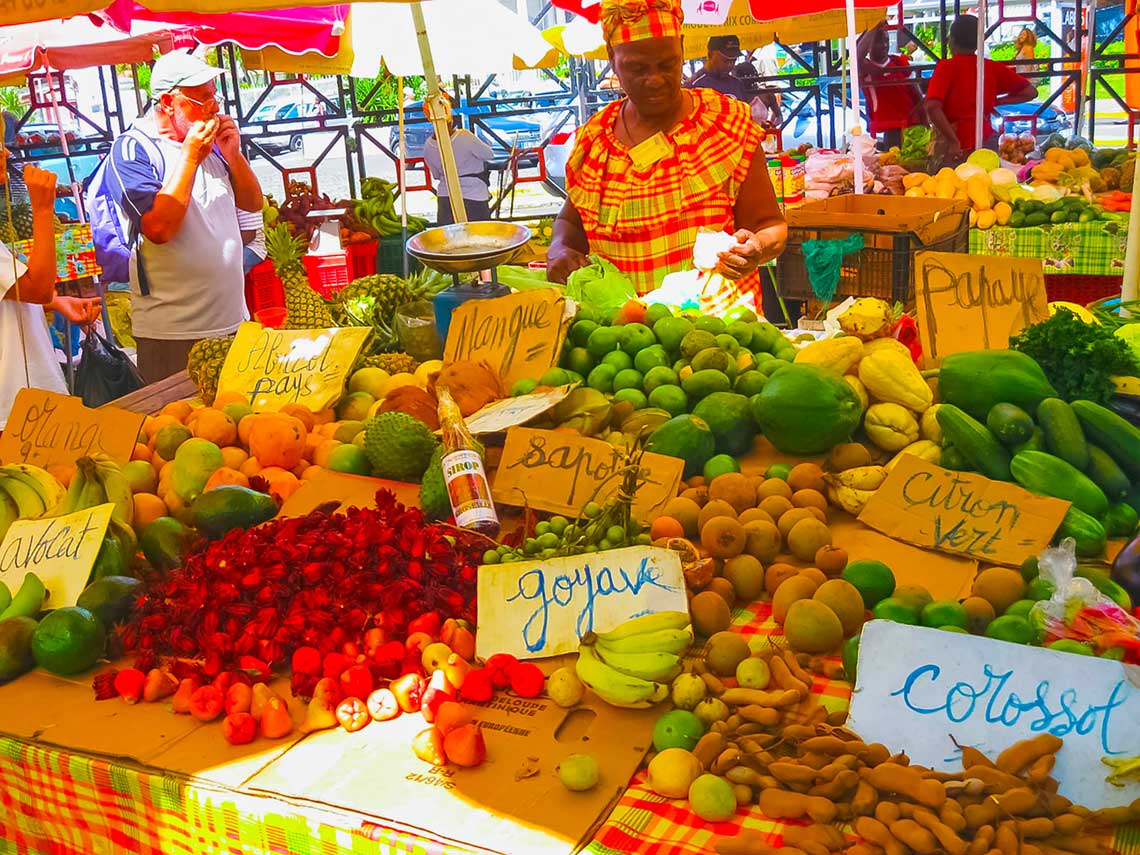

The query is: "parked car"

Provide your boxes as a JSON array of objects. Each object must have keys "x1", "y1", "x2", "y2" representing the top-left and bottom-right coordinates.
[
  {"x1": 993, "y1": 102, "x2": 1071, "y2": 138},
  {"x1": 247, "y1": 101, "x2": 349, "y2": 157},
  {"x1": 388, "y1": 99, "x2": 557, "y2": 166}
]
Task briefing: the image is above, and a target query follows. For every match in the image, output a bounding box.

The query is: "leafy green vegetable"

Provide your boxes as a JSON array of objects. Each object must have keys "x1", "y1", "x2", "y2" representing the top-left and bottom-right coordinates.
[
  {"x1": 1009, "y1": 308, "x2": 1140, "y2": 404},
  {"x1": 496, "y1": 265, "x2": 553, "y2": 291},
  {"x1": 565, "y1": 255, "x2": 636, "y2": 313}
]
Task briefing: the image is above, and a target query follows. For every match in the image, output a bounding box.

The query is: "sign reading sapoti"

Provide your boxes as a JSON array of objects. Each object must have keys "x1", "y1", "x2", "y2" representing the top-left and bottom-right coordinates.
[
  {"x1": 0, "y1": 504, "x2": 114, "y2": 609},
  {"x1": 0, "y1": 390, "x2": 144, "y2": 469},
  {"x1": 492, "y1": 427, "x2": 684, "y2": 521},
  {"x1": 914, "y1": 251, "x2": 1049, "y2": 366},
  {"x1": 443, "y1": 288, "x2": 571, "y2": 388},
  {"x1": 216, "y1": 323, "x2": 370, "y2": 413},
  {"x1": 857, "y1": 456, "x2": 1070, "y2": 567},
  {"x1": 848, "y1": 620, "x2": 1140, "y2": 809},
  {"x1": 476, "y1": 546, "x2": 687, "y2": 660}
]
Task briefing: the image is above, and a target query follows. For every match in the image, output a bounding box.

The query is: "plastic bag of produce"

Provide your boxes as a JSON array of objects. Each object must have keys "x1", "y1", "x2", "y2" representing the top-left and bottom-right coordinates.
[
  {"x1": 395, "y1": 299, "x2": 444, "y2": 362},
  {"x1": 565, "y1": 255, "x2": 636, "y2": 312}
]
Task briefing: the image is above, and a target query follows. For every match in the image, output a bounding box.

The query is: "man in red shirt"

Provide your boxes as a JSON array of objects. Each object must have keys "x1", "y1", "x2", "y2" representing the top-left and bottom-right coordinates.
[
  {"x1": 857, "y1": 22, "x2": 923, "y2": 149},
  {"x1": 925, "y1": 15, "x2": 1037, "y2": 160}
]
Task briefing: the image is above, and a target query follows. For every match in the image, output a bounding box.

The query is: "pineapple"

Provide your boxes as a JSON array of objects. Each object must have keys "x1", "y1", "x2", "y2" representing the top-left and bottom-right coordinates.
[
  {"x1": 336, "y1": 274, "x2": 411, "y2": 329},
  {"x1": 187, "y1": 336, "x2": 234, "y2": 404},
  {"x1": 265, "y1": 224, "x2": 336, "y2": 330},
  {"x1": 0, "y1": 201, "x2": 33, "y2": 241},
  {"x1": 373, "y1": 352, "x2": 418, "y2": 375}
]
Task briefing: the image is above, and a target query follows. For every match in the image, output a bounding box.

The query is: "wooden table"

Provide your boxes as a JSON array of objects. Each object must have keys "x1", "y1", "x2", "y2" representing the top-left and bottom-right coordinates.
[{"x1": 105, "y1": 370, "x2": 196, "y2": 415}]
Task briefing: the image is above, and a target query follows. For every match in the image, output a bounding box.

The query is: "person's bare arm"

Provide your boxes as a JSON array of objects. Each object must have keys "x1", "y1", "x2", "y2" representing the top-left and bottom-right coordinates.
[
  {"x1": 141, "y1": 119, "x2": 217, "y2": 245},
  {"x1": 925, "y1": 98, "x2": 961, "y2": 155},
  {"x1": 3, "y1": 165, "x2": 58, "y2": 304},
  {"x1": 546, "y1": 199, "x2": 590, "y2": 285},
  {"x1": 214, "y1": 114, "x2": 262, "y2": 212},
  {"x1": 997, "y1": 81, "x2": 1039, "y2": 106},
  {"x1": 720, "y1": 145, "x2": 787, "y2": 279}
]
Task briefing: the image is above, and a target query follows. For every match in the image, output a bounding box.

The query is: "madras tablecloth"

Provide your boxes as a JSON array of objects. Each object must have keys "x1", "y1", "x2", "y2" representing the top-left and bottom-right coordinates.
[{"x1": 969, "y1": 214, "x2": 1129, "y2": 276}]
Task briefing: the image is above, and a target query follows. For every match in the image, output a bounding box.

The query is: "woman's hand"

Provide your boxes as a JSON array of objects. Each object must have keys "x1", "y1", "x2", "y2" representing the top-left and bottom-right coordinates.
[
  {"x1": 717, "y1": 229, "x2": 774, "y2": 280},
  {"x1": 546, "y1": 243, "x2": 590, "y2": 285},
  {"x1": 51, "y1": 295, "x2": 102, "y2": 330},
  {"x1": 23, "y1": 165, "x2": 57, "y2": 216}
]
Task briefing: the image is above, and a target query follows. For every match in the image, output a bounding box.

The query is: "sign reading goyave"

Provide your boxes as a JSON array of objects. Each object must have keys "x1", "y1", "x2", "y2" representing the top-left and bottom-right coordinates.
[
  {"x1": 0, "y1": 390, "x2": 144, "y2": 469},
  {"x1": 476, "y1": 546, "x2": 687, "y2": 660},
  {"x1": 848, "y1": 620, "x2": 1140, "y2": 809},
  {"x1": 216, "y1": 323, "x2": 370, "y2": 413}
]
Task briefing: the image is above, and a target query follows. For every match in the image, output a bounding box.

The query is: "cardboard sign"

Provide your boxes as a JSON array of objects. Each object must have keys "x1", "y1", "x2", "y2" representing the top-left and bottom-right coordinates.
[
  {"x1": 492, "y1": 427, "x2": 684, "y2": 520},
  {"x1": 443, "y1": 288, "x2": 571, "y2": 388},
  {"x1": 0, "y1": 504, "x2": 114, "y2": 609},
  {"x1": 476, "y1": 546, "x2": 687, "y2": 660},
  {"x1": 848, "y1": 620, "x2": 1140, "y2": 809},
  {"x1": 463, "y1": 384, "x2": 576, "y2": 435},
  {"x1": 216, "y1": 322, "x2": 370, "y2": 413},
  {"x1": 858, "y1": 456, "x2": 1069, "y2": 567},
  {"x1": 0, "y1": 390, "x2": 144, "y2": 468},
  {"x1": 914, "y1": 251, "x2": 1048, "y2": 366}
]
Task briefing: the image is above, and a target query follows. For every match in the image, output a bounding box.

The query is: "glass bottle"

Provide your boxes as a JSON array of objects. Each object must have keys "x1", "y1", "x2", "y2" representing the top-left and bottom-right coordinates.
[{"x1": 436, "y1": 385, "x2": 500, "y2": 537}]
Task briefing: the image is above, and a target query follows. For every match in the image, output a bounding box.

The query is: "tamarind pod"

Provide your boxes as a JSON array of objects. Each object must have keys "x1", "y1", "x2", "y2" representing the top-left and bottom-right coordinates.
[
  {"x1": 1039, "y1": 837, "x2": 1111, "y2": 855},
  {"x1": 809, "y1": 769, "x2": 860, "y2": 800},
  {"x1": 995, "y1": 734, "x2": 1063, "y2": 776},
  {"x1": 693, "y1": 732, "x2": 725, "y2": 770},
  {"x1": 874, "y1": 802, "x2": 900, "y2": 825},
  {"x1": 701, "y1": 672, "x2": 726, "y2": 695},
  {"x1": 1050, "y1": 813, "x2": 1084, "y2": 836},
  {"x1": 853, "y1": 817, "x2": 907, "y2": 855},
  {"x1": 815, "y1": 756, "x2": 858, "y2": 779},
  {"x1": 782, "y1": 725, "x2": 821, "y2": 741},
  {"x1": 711, "y1": 721, "x2": 731, "y2": 735},
  {"x1": 859, "y1": 743, "x2": 891, "y2": 766},
  {"x1": 851, "y1": 780, "x2": 877, "y2": 816},
  {"x1": 738, "y1": 733, "x2": 779, "y2": 752},
  {"x1": 802, "y1": 736, "x2": 851, "y2": 755},
  {"x1": 735, "y1": 723, "x2": 765, "y2": 736},
  {"x1": 912, "y1": 806, "x2": 969, "y2": 855},
  {"x1": 886, "y1": 752, "x2": 910, "y2": 766},
  {"x1": 692, "y1": 660, "x2": 708, "y2": 675},
  {"x1": 724, "y1": 714, "x2": 742, "y2": 731},
  {"x1": 757, "y1": 789, "x2": 837, "y2": 824},
  {"x1": 741, "y1": 750, "x2": 775, "y2": 770},
  {"x1": 896, "y1": 803, "x2": 916, "y2": 818},
  {"x1": 964, "y1": 765, "x2": 1027, "y2": 793},
  {"x1": 1038, "y1": 776, "x2": 1060, "y2": 795},
  {"x1": 966, "y1": 825, "x2": 995, "y2": 855},
  {"x1": 1044, "y1": 792, "x2": 1071, "y2": 815},
  {"x1": 769, "y1": 653, "x2": 810, "y2": 694},
  {"x1": 1086, "y1": 806, "x2": 1132, "y2": 827},
  {"x1": 721, "y1": 687, "x2": 803, "y2": 707},
  {"x1": 922, "y1": 769, "x2": 963, "y2": 782},
  {"x1": 953, "y1": 740, "x2": 997, "y2": 771},
  {"x1": 769, "y1": 761, "x2": 821, "y2": 785},
  {"x1": 821, "y1": 661, "x2": 846, "y2": 680},
  {"x1": 800, "y1": 752, "x2": 831, "y2": 770},
  {"x1": 1066, "y1": 805, "x2": 1091, "y2": 819},
  {"x1": 1026, "y1": 753, "x2": 1055, "y2": 783},
  {"x1": 712, "y1": 747, "x2": 743, "y2": 775},
  {"x1": 714, "y1": 832, "x2": 805, "y2": 855},
  {"x1": 783, "y1": 649, "x2": 816, "y2": 687},
  {"x1": 738, "y1": 704, "x2": 782, "y2": 726},
  {"x1": 994, "y1": 821, "x2": 1019, "y2": 853},
  {"x1": 860, "y1": 763, "x2": 947, "y2": 809},
  {"x1": 1017, "y1": 817, "x2": 1054, "y2": 838},
  {"x1": 846, "y1": 846, "x2": 884, "y2": 855},
  {"x1": 940, "y1": 800, "x2": 968, "y2": 833},
  {"x1": 799, "y1": 704, "x2": 829, "y2": 726},
  {"x1": 732, "y1": 783, "x2": 753, "y2": 807},
  {"x1": 826, "y1": 709, "x2": 849, "y2": 727},
  {"x1": 888, "y1": 818, "x2": 940, "y2": 854},
  {"x1": 783, "y1": 823, "x2": 847, "y2": 852},
  {"x1": 725, "y1": 765, "x2": 767, "y2": 787}
]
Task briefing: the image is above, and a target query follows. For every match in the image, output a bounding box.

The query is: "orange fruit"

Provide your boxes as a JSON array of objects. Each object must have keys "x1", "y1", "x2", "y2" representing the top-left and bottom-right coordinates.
[
  {"x1": 44, "y1": 464, "x2": 74, "y2": 489},
  {"x1": 144, "y1": 414, "x2": 180, "y2": 440},
  {"x1": 258, "y1": 467, "x2": 301, "y2": 502},
  {"x1": 312, "y1": 407, "x2": 336, "y2": 426},
  {"x1": 279, "y1": 404, "x2": 316, "y2": 431},
  {"x1": 131, "y1": 443, "x2": 151, "y2": 462},
  {"x1": 650, "y1": 516, "x2": 685, "y2": 541},
  {"x1": 312, "y1": 439, "x2": 342, "y2": 469},
  {"x1": 301, "y1": 464, "x2": 324, "y2": 481},
  {"x1": 161, "y1": 400, "x2": 194, "y2": 422},
  {"x1": 212, "y1": 391, "x2": 246, "y2": 407},
  {"x1": 240, "y1": 458, "x2": 264, "y2": 478},
  {"x1": 204, "y1": 468, "x2": 250, "y2": 491},
  {"x1": 220, "y1": 446, "x2": 249, "y2": 470},
  {"x1": 191, "y1": 408, "x2": 238, "y2": 446},
  {"x1": 132, "y1": 493, "x2": 167, "y2": 531}
]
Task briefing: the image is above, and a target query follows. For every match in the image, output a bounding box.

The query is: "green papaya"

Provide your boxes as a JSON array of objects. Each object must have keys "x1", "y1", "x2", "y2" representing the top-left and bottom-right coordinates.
[
  {"x1": 752, "y1": 364, "x2": 862, "y2": 455},
  {"x1": 191, "y1": 485, "x2": 278, "y2": 539},
  {"x1": 936, "y1": 351, "x2": 1057, "y2": 422}
]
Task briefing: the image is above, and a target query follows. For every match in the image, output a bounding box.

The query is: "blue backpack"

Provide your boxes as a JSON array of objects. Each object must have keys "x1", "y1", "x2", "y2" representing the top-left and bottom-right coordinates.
[{"x1": 87, "y1": 127, "x2": 164, "y2": 293}]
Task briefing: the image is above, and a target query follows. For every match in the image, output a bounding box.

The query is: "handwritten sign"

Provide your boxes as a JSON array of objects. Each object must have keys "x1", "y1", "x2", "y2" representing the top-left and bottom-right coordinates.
[
  {"x1": 0, "y1": 390, "x2": 144, "y2": 469},
  {"x1": 216, "y1": 323, "x2": 370, "y2": 413},
  {"x1": 848, "y1": 620, "x2": 1140, "y2": 809},
  {"x1": 914, "y1": 251, "x2": 1048, "y2": 366},
  {"x1": 857, "y1": 456, "x2": 1069, "y2": 567},
  {"x1": 492, "y1": 427, "x2": 684, "y2": 521},
  {"x1": 463, "y1": 385, "x2": 576, "y2": 436},
  {"x1": 476, "y1": 545, "x2": 687, "y2": 660},
  {"x1": 443, "y1": 288, "x2": 571, "y2": 388},
  {"x1": 0, "y1": 504, "x2": 114, "y2": 609}
]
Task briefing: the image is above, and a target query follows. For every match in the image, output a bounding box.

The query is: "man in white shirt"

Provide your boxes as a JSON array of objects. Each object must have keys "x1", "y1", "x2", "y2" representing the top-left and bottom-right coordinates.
[
  {"x1": 110, "y1": 50, "x2": 262, "y2": 383},
  {"x1": 422, "y1": 99, "x2": 496, "y2": 225}
]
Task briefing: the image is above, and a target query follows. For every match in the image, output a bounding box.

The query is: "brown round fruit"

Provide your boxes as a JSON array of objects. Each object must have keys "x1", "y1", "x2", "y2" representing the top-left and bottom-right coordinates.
[
  {"x1": 742, "y1": 520, "x2": 781, "y2": 563},
  {"x1": 698, "y1": 499, "x2": 738, "y2": 532},
  {"x1": 688, "y1": 476, "x2": 707, "y2": 488},
  {"x1": 784, "y1": 599, "x2": 844, "y2": 654},
  {"x1": 812, "y1": 579, "x2": 866, "y2": 637},
  {"x1": 773, "y1": 574, "x2": 820, "y2": 624},
  {"x1": 777, "y1": 507, "x2": 818, "y2": 541},
  {"x1": 765, "y1": 563, "x2": 799, "y2": 596},
  {"x1": 738, "y1": 508, "x2": 776, "y2": 526},
  {"x1": 756, "y1": 479, "x2": 794, "y2": 501},
  {"x1": 691, "y1": 590, "x2": 732, "y2": 637},
  {"x1": 707, "y1": 577, "x2": 737, "y2": 609},
  {"x1": 787, "y1": 463, "x2": 827, "y2": 494},
  {"x1": 723, "y1": 554, "x2": 765, "y2": 602},
  {"x1": 806, "y1": 507, "x2": 827, "y2": 523},
  {"x1": 758, "y1": 495, "x2": 794, "y2": 521},
  {"x1": 745, "y1": 473, "x2": 766, "y2": 495},
  {"x1": 706, "y1": 631, "x2": 750, "y2": 676},
  {"x1": 661, "y1": 497, "x2": 702, "y2": 538},
  {"x1": 961, "y1": 596, "x2": 996, "y2": 634},
  {"x1": 791, "y1": 489, "x2": 828, "y2": 513},
  {"x1": 708, "y1": 473, "x2": 758, "y2": 515},
  {"x1": 971, "y1": 567, "x2": 1027, "y2": 615},
  {"x1": 815, "y1": 546, "x2": 849, "y2": 576},
  {"x1": 680, "y1": 487, "x2": 709, "y2": 506},
  {"x1": 799, "y1": 567, "x2": 827, "y2": 588},
  {"x1": 786, "y1": 517, "x2": 832, "y2": 562},
  {"x1": 701, "y1": 516, "x2": 746, "y2": 559}
]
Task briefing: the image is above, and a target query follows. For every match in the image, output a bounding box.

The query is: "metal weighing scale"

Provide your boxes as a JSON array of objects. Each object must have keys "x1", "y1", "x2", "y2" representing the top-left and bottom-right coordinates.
[{"x1": 405, "y1": 221, "x2": 532, "y2": 343}]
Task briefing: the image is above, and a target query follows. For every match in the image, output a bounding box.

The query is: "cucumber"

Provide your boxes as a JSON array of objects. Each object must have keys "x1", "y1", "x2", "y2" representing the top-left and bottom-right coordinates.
[
  {"x1": 1010, "y1": 450, "x2": 1109, "y2": 517},
  {"x1": 1071, "y1": 399, "x2": 1140, "y2": 481},
  {"x1": 986, "y1": 403, "x2": 1036, "y2": 447},
  {"x1": 1103, "y1": 503, "x2": 1140, "y2": 539},
  {"x1": 1055, "y1": 506, "x2": 1107, "y2": 557},
  {"x1": 935, "y1": 405, "x2": 1011, "y2": 481},
  {"x1": 1085, "y1": 445, "x2": 1131, "y2": 502},
  {"x1": 1036, "y1": 398, "x2": 1089, "y2": 470},
  {"x1": 1013, "y1": 428, "x2": 1046, "y2": 455}
]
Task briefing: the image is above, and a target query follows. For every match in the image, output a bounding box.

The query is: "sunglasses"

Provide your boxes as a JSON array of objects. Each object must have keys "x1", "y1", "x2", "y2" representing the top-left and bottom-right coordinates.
[{"x1": 176, "y1": 89, "x2": 219, "y2": 109}]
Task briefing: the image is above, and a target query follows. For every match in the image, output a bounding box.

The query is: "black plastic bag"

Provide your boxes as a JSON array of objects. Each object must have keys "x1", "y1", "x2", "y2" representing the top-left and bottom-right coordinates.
[{"x1": 74, "y1": 329, "x2": 144, "y2": 407}]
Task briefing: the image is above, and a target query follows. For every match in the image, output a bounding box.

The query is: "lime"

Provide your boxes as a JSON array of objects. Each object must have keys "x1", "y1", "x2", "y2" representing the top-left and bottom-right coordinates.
[
  {"x1": 842, "y1": 560, "x2": 897, "y2": 610},
  {"x1": 985, "y1": 614, "x2": 1036, "y2": 645},
  {"x1": 688, "y1": 774, "x2": 737, "y2": 822},
  {"x1": 1026, "y1": 577, "x2": 1055, "y2": 601},
  {"x1": 871, "y1": 597, "x2": 920, "y2": 625},
  {"x1": 694, "y1": 316, "x2": 726, "y2": 335},
  {"x1": 601, "y1": 350, "x2": 634, "y2": 372},
  {"x1": 1047, "y1": 639, "x2": 1094, "y2": 656},
  {"x1": 1019, "y1": 556, "x2": 1039, "y2": 582},
  {"x1": 586, "y1": 326, "x2": 622, "y2": 359},
  {"x1": 31, "y1": 607, "x2": 105, "y2": 676},
  {"x1": 765, "y1": 463, "x2": 792, "y2": 480},
  {"x1": 613, "y1": 388, "x2": 648, "y2": 409},
  {"x1": 842, "y1": 634, "x2": 860, "y2": 683},
  {"x1": 613, "y1": 369, "x2": 644, "y2": 393},
  {"x1": 726, "y1": 321, "x2": 754, "y2": 347},
  {"x1": 748, "y1": 322, "x2": 781, "y2": 353},
  {"x1": 587, "y1": 364, "x2": 618, "y2": 393},
  {"x1": 648, "y1": 385, "x2": 688, "y2": 417},
  {"x1": 565, "y1": 347, "x2": 594, "y2": 377},
  {"x1": 563, "y1": 370, "x2": 584, "y2": 385},
  {"x1": 511, "y1": 378, "x2": 538, "y2": 396},
  {"x1": 715, "y1": 333, "x2": 739, "y2": 355},
  {"x1": 620, "y1": 323, "x2": 657, "y2": 355},
  {"x1": 540, "y1": 367, "x2": 572, "y2": 386},
  {"x1": 939, "y1": 625, "x2": 970, "y2": 633},
  {"x1": 326, "y1": 444, "x2": 372, "y2": 476},
  {"x1": 653, "y1": 317, "x2": 694, "y2": 354},
  {"x1": 643, "y1": 366, "x2": 680, "y2": 394},
  {"x1": 575, "y1": 304, "x2": 600, "y2": 324},
  {"x1": 1003, "y1": 599, "x2": 1036, "y2": 619},
  {"x1": 652, "y1": 709, "x2": 705, "y2": 752},
  {"x1": 733, "y1": 371, "x2": 768, "y2": 397},
  {"x1": 571, "y1": 319, "x2": 599, "y2": 347},
  {"x1": 724, "y1": 306, "x2": 757, "y2": 324},
  {"x1": 920, "y1": 601, "x2": 969, "y2": 629},
  {"x1": 644, "y1": 304, "x2": 673, "y2": 327},
  {"x1": 634, "y1": 345, "x2": 670, "y2": 374},
  {"x1": 703, "y1": 454, "x2": 741, "y2": 481},
  {"x1": 752, "y1": 351, "x2": 776, "y2": 368}
]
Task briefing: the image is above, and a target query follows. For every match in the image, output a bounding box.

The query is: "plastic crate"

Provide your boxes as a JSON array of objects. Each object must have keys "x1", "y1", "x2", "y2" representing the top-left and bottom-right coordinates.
[
  {"x1": 378, "y1": 233, "x2": 421, "y2": 276},
  {"x1": 777, "y1": 196, "x2": 971, "y2": 304},
  {"x1": 346, "y1": 240, "x2": 378, "y2": 279},
  {"x1": 1044, "y1": 274, "x2": 1122, "y2": 304},
  {"x1": 244, "y1": 260, "x2": 285, "y2": 322},
  {"x1": 303, "y1": 253, "x2": 351, "y2": 299}
]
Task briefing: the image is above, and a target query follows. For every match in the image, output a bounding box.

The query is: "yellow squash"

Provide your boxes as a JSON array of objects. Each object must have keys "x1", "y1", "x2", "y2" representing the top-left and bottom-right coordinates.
[
  {"x1": 864, "y1": 403, "x2": 921, "y2": 452},
  {"x1": 793, "y1": 336, "x2": 865, "y2": 375},
  {"x1": 857, "y1": 350, "x2": 934, "y2": 413}
]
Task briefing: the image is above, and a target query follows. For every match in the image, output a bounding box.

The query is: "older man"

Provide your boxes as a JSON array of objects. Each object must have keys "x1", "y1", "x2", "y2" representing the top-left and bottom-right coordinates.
[{"x1": 110, "y1": 50, "x2": 262, "y2": 382}]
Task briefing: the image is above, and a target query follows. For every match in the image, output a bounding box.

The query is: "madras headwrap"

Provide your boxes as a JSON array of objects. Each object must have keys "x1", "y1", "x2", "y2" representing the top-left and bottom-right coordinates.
[{"x1": 601, "y1": 0, "x2": 684, "y2": 45}]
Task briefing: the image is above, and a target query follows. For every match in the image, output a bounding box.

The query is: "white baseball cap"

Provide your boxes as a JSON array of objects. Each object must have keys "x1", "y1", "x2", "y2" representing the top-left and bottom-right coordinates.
[{"x1": 151, "y1": 49, "x2": 223, "y2": 95}]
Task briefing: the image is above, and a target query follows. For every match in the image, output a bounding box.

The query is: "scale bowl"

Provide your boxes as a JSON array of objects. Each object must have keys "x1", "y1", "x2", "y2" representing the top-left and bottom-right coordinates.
[{"x1": 406, "y1": 221, "x2": 532, "y2": 274}]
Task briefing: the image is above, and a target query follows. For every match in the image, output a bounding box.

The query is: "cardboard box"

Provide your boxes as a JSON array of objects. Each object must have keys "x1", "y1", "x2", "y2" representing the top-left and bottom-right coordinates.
[{"x1": 786, "y1": 195, "x2": 970, "y2": 245}]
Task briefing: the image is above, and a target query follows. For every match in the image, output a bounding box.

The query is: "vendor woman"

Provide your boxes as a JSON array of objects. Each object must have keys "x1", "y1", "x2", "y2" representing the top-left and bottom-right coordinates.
[{"x1": 547, "y1": 0, "x2": 787, "y2": 305}]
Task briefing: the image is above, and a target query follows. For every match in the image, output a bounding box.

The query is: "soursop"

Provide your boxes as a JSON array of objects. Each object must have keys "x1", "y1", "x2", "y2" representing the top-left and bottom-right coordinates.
[
  {"x1": 419, "y1": 445, "x2": 450, "y2": 521},
  {"x1": 363, "y1": 411, "x2": 438, "y2": 482}
]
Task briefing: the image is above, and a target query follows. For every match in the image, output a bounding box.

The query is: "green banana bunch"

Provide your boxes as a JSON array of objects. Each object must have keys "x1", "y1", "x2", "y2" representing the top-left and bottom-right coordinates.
[
  {"x1": 0, "y1": 573, "x2": 45, "y2": 622},
  {"x1": 587, "y1": 610, "x2": 693, "y2": 655},
  {"x1": 0, "y1": 580, "x2": 11, "y2": 615},
  {"x1": 0, "y1": 463, "x2": 68, "y2": 538},
  {"x1": 575, "y1": 645, "x2": 670, "y2": 708},
  {"x1": 573, "y1": 611, "x2": 692, "y2": 708},
  {"x1": 90, "y1": 454, "x2": 133, "y2": 529},
  {"x1": 56, "y1": 457, "x2": 108, "y2": 518}
]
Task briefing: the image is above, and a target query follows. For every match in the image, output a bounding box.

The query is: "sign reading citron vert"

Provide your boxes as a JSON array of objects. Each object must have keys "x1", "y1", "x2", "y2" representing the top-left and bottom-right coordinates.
[{"x1": 216, "y1": 323, "x2": 370, "y2": 413}]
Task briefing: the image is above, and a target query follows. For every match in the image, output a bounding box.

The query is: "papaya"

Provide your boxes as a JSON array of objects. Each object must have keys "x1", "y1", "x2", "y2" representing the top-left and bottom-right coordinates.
[
  {"x1": 76, "y1": 576, "x2": 144, "y2": 628},
  {"x1": 692, "y1": 392, "x2": 759, "y2": 457},
  {"x1": 645, "y1": 415, "x2": 717, "y2": 479},
  {"x1": 191, "y1": 485, "x2": 279, "y2": 539},
  {"x1": 752, "y1": 364, "x2": 863, "y2": 455}
]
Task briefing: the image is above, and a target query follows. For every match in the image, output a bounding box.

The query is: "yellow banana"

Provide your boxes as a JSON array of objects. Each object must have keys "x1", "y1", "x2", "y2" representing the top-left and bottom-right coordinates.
[
  {"x1": 828, "y1": 485, "x2": 876, "y2": 516},
  {"x1": 0, "y1": 464, "x2": 65, "y2": 515},
  {"x1": 575, "y1": 645, "x2": 669, "y2": 708},
  {"x1": 0, "y1": 475, "x2": 46, "y2": 519},
  {"x1": 592, "y1": 643, "x2": 683, "y2": 683},
  {"x1": 0, "y1": 573, "x2": 45, "y2": 621},
  {"x1": 74, "y1": 459, "x2": 108, "y2": 512},
  {"x1": 57, "y1": 460, "x2": 88, "y2": 516},
  {"x1": 592, "y1": 610, "x2": 690, "y2": 643},
  {"x1": 0, "y1": 489, "x2": 17, "y2": 541},
  {"x1": 91, "y1": 455, "x2": 133, "y2": 527},
  {"x1": 589, "y1": 625, "x2": 693, "y2": 656},
  {"x1": 885, "y1": 440, "x2": 942, "y2": 472},
  {"x1": 829, "y1": 465, "x2": 889, "y2": 491}
]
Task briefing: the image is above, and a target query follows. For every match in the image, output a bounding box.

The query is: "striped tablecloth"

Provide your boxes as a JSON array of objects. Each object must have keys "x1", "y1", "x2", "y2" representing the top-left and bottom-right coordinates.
[{"x1": 969, "y1": 214, "x2": 1129, "y2": 276}]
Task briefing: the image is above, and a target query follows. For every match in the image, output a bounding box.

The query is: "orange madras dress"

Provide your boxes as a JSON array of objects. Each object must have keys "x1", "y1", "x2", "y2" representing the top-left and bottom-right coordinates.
[{"x1": 566, "y1": 87, "x2": 765, "y2": 310}]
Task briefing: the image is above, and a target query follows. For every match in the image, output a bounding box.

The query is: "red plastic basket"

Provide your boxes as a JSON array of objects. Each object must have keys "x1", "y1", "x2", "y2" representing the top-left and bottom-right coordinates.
[
  {"x1": 244, "y1": 259, "x2": 285, "y2": 320},
  {"x1": 346, "y1": 240, "x2": 378, "y2": 280},
  {"x1": 1043, "y1": 274, "x2": 1122, "y2": 305},
  {"x1": 303, "y1": 253, "x2": 351, "y2": 299}
]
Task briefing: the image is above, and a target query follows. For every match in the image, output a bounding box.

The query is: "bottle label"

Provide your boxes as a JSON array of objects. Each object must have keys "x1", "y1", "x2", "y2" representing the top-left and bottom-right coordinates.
[{"x1": 441, "y1": 450, "x2": 498, "y2": 528}]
